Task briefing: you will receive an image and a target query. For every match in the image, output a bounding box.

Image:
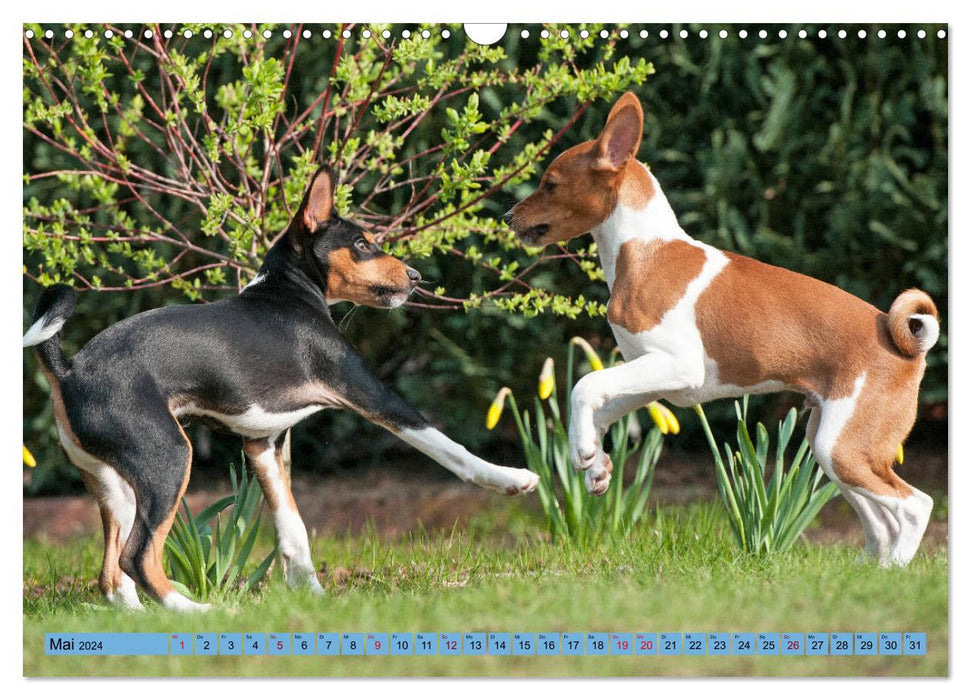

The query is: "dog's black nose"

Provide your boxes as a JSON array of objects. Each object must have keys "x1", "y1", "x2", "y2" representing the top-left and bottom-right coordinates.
[
  {"x1": 407, "y1": 267, "x2": 421, "y2": 286},
  {"x1": 501, "y1": 210, "x2": 514, "y2": 225}
]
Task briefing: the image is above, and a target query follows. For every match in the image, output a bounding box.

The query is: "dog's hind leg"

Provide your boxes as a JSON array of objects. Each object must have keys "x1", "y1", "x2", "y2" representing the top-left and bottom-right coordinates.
[
  {"x1": 80, "y1": 468, "x2": 142, "y2": 609},
  {"x1": 811, "y1": 389, "x2": 932, "y2": 566},
  {"x1": 244, "y1": 434, "x2": 323, "y2": 593},
  {"x1": 116, "y1": 413, "x2": 208, "y2": 612},
  {"x1": 805, "y1": 405, "x2": 896, "y2": 561},
  {"x1": 51, "y1": 385, "x2": 142, "y2": 609}
]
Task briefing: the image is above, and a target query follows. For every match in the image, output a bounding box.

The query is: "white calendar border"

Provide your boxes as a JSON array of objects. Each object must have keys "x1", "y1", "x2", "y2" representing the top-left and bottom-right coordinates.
[{"x1": 4, "y1": 0, "x2": 962, "y2": 696}]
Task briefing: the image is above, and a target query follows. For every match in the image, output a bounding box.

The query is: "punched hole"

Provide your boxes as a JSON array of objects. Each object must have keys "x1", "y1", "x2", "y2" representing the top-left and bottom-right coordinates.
[{"x1": 464, "y1": 24, "x2": 507, "y2": 45}]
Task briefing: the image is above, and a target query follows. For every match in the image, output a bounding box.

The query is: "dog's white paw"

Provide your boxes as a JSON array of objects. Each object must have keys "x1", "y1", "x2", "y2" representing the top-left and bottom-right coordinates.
[
  {"x1": 488, "y1": 466, "x2": 540, "y2": 495},
  {"x1": 303, "y1": 574, "x2": 326, "y2": 595},
  {"x1": 285, "y1": 566, "x2": 326, "y2": 594},
  {"x1": 583, "y1": 452, "x2": 613, "y2": 496},
  {"x1": 508, "y1": 468, "x2": 540, "y2": 495},
  {"x1": 108, "y1": 593, "x2": 145, "y2": 612},
  {"x1": 162, "y1": 592, "x2": 211, "y2": 613},
  {"x1": 107, "y1": 577, "x2": 144, "y2": 611},
  {"x1": 569, "y1": 415, "x2": 602, "y2": 472},
  {"x1": 571, "y1": 444, "x2": 597, "y2": 472}
]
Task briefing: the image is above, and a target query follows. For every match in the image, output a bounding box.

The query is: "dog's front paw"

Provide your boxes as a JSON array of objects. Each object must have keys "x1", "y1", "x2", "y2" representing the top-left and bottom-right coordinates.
[
  {"x1": 503, "y1": 468, "x2": 540, "y2": 495},
  {"x1": 488, "y1": 466, "x2": 540, "y2": 495},
  {"x1": 571, "y1": 443, "x2": 599, "y2": 472},
  {"x1": 583, "y1": 452, "x2": 613, "y2": 496}
]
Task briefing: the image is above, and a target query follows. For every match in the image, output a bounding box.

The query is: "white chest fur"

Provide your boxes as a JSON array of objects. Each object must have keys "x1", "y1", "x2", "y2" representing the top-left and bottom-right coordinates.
[
  {"x1": 592, "y1": 169, "x2": 717, "y2": 359},
  {"x1": 590, "y1": 166, "x2": 779, "y2": 405}
]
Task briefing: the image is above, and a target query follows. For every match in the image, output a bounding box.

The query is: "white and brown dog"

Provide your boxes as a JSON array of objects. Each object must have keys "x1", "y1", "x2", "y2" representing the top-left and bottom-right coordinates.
[{"x1": 504, "y1": 92, "x2": 940, "y2": 566}]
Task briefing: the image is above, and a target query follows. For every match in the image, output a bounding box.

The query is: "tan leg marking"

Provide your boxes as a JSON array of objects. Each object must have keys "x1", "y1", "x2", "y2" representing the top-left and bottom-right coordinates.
[
  {"x1": 80, "y1": 471, "x2": 124, "y2": 597},
  {"x1": 138, "y1": 419, "x2": 193, "y2": 602},
  {"x1": 244, "y1": 438, "x2": 297, "y2": 511},
  {"x1": 830, "y1": 377, "x2": 922, "y2": 499}
]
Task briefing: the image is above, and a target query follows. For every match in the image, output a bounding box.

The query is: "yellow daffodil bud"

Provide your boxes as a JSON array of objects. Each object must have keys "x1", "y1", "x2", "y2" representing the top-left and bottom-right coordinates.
[
  {"x1": 648, "y1": 402, "x2": 669, "y2": 435},
  {"x1": 570, "y1": 336, "x2": 604, "y2": 371},
  {"x1": 23, "y1": 445, "x2": 37, "y2": 468},
  {"x1": 896, "y1": 443, "x2": 904, "y2": 465},
  {"x1": 647, "y1": 402, "x2": 680, "y2": 435},
  {"x1": 538, "y1": 358, "x2": 555, "y2": 400},
  {"x1": 659, "y1": 403, "x2": 680, "y2": 435},
  {"x1": 486, "y1": 387, "x2": 512, "y2": 430}
]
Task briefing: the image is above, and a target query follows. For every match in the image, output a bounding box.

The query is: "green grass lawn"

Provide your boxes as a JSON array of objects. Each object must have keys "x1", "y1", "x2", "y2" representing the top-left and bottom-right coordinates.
[{"x1": 23, "y1": 502, "x2": 947, "y2": 677}]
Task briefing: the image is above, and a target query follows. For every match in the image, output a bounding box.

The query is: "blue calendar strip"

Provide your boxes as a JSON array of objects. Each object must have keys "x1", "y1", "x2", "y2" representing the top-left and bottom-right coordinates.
[{"x1": 44, "y1": 631, "x2": 929, "y2": 657}]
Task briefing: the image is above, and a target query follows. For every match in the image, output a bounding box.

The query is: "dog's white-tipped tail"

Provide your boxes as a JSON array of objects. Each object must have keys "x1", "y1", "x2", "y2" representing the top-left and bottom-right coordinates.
[
  {"x1": 23, "y1": 311, "x2": 68, "y2": 347},
  {"x1": 24, "y1": 284, "x2": 76, "y2": 379},
  {"x1": 888, "y1": 289, "x2": 940, "y2": 358},
  {"x1": 908, "y1": 313, "x2": 940, "y2": 355}
]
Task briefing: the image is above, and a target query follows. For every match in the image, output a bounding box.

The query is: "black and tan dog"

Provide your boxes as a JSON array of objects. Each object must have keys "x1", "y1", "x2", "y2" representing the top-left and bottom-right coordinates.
[{"x1": 24, "y1": 167, "x2": 539, "y2": 611}]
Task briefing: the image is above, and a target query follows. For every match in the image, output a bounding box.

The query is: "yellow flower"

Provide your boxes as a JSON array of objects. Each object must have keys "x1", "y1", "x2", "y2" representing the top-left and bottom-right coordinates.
[
  {"x1": 896, "y1": 443, "x2": 905, "y2": 465},
  {"x1": 538, "y1": 358, "x2": 555, "y2": 400},
  {"x1": 23, "y1": 445, "x2": 37, "y2": 468},
  {"x1": 486, "y1": 387, "x2": 512, "y2": 430},
  {"x1": 647, "y1": 403, "x2": 669, "y2": 435},
  {"x1": 660, "y1": 404, "x2": 680, "y2": 435},
  {"x1": 570, "y1": 336, "x2": 604, "y2": 371},
  {"x1": 647, "y1": 402, "x2": 680, "y2": 435}
]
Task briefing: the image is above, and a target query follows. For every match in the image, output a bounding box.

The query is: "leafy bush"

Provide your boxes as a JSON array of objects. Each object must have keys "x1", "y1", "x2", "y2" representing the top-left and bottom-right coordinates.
[
  {"x1": 23, "y1": 22, "x2": 648, "y2": 314},
  {"x1": 694, "y1": 397, "x2": 839, "y2": 554}
]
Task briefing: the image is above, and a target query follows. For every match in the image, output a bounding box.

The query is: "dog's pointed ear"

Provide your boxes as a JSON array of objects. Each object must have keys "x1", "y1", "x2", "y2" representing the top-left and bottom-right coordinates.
[
  {"x1": 300, "y1": 166, "x2": 335, "y2": 233},
  {"x1": 594, "y1": 92, "x2": 644, "y2": 172}
]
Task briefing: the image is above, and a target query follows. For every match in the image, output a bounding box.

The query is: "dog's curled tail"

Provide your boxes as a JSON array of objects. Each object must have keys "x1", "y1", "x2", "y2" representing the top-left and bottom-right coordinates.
[
  {"x1": 23, "y1": 284, "x2": 76, "y2": 379},
  {"x1": 887, "y1": 288, "x2": 940, "y2": 358}
]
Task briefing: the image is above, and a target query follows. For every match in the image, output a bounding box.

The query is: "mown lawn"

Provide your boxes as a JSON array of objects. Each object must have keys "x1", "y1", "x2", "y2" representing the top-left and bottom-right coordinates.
[{"x1": 23, "y1": 502, "x2": 947, "y2": 677}]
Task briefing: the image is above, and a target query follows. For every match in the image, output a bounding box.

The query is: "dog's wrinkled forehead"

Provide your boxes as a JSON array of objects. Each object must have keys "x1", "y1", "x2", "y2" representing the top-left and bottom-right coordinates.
[{"x1": 313, "y1": 215, "x2": 369, "y2": 246}]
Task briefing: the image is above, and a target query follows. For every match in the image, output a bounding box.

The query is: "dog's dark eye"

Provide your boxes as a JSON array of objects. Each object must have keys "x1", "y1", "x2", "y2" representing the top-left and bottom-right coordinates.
[
  {"x1": 544, "y1": 181, "x2": 558, "y2": 194},
  {"x1": 354, "y1": 238, "x2": 371, "y2": 253}
]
